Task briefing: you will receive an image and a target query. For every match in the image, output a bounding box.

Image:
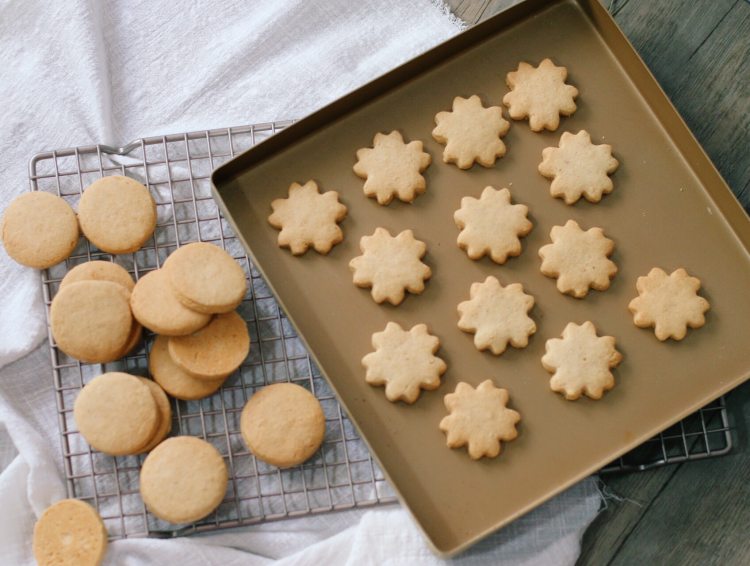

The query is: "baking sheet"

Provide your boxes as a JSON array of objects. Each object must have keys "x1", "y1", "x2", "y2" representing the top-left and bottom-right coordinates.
[{"x1": 212, "y1": 0, "x2": 750, "y2": 555}]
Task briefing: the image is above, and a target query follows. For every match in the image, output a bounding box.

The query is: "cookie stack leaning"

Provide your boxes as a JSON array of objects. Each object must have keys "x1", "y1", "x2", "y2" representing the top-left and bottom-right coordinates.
[
  {"x1": 51, "y1": 263, "x2": 141, "y2": 363},
  {"x1": 147, "y1": 243, "x2": 251, "y2": 399},
  {"x1": 74, "y1": 372, "x2": 171, "y2": 456}
]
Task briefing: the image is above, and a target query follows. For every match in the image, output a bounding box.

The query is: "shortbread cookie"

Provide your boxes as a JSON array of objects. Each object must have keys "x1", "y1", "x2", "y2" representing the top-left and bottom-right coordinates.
[
  {"x1": 362, "y1": 322, "x2": 446, "y2": 404},
  {"x1": 74, "y1": 372, "x2": 159, "y2": 456},
  {"x1": 60, "y1": 268, "x2": 141, "y2": 358},
  {"x1": 353, "y1": 131, "x2": 432, "y2": 205},
  {"x1": 542, "y1": 322, "x2": 623, "y2": 400},
  {"x1": 439, "y1": 380, "x2": 520, "y2": 460},
  {"x1": 503, "y1": 58, "x2": 578, "y2": 132},
  {"x1": 349, "y1": 228, "x2": 431, "y2": 305},
  {"x1": 539, "y1": 130, "x2": 619, "y2": 204},
  {"x1": 454, "y1": 186, "x2": 532, "y2": 264},
  {"x1": 50, "y1": 280, "x2": 133, "y2": 363},
  {"x1": 628, "y1": 267, "x2": 710, "y2": 341},
  {"x1": 137, "y1": 377, "x2": 172, "y2": 453},
  {"x1": 241, "y1": 383, "x2": 325, "y2": 468},
  {"x1": 164, "y1": 242, "x2": 247, "y2": 314},
  {"x1": 539, "y1": 220, "x2": 617, "y2": 298},
  {"x1": 149, "y1": 335, "x2": 226, "y2": 400},
  {"x1": 168, "y1": 311, "x2": 250, "y2": 379},
  {"x1": 140, "y1": 436, "x2": 228, "y2": 524},
  {"x1": 268, "y1": 180, "x2": 347, "y2": 255},
  {"x1": 457, "y1": 276, "x2": 536, "y2": 355},
  {"x1": 131, "y1": 269, "x2": 211, "y2": 335},
  {"x1": 2, "y1": 192, "x2": 79, "y2": 269},
  {"x1": 432, "y1": 95, "x2": 510, "y2": 169},
  {"x1": 78, "y1": 176, "x2": 156, "y2": 254},
  {"x1": 33, "y1": 499, "x2": 107, "y2": 566},
  {"x1": 60, "y1": 260, "x2": 135, "y2": 292}
]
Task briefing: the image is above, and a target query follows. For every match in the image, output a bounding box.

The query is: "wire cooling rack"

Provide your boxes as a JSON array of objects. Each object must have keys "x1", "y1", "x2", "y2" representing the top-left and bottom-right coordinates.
[
  {"x1": 29, "y1": 120, "x2": 732, "y2": 539},
  {"x1": 600, "y1": 396, "x2": 731, "y2": 473},
  {"x1": 30, "y1": 121, "x2": 398, "y2": 539}
]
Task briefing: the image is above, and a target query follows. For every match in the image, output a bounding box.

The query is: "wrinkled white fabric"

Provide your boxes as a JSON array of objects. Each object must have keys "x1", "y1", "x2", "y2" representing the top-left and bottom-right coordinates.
[{"x1": 0, "y1": 1, "x2": 600, "y2": 564}]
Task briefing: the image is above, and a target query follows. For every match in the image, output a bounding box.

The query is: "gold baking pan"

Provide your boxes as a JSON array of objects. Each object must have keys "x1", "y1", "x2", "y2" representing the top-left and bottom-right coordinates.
[{"x1": 212, "y1": 0, "x2": 750, "y2": 556}]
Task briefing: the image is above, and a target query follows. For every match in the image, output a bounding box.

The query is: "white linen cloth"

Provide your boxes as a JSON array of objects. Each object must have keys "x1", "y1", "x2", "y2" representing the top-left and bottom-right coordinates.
[{"x1": 0, "y1": 1, "x2": 600, "y2": 564}]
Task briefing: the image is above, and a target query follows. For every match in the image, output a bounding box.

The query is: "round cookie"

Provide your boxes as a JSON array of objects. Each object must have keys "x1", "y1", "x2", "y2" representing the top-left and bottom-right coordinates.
[
  {"x1": 78, "y1": 176, "x2": 156, "y2": 254},
  {"x1": 51, "y1": 280, "x2": 133, "y2": 363},
  {"x1": 167, "y1": 311, "x2": 250, "y2": 380},
  {"x1": 140, "y1": 436, "x2": 228, "y2": 524},
  {"x1": 149, "y1": 335, "x2": 226, "y2": 400},
  {"x1": 2, "y1": 192, "x2": 79, "y2": 269},
  {"x1": 137, "y1": 377, "x2": 172, "y2": 453},
  {"x1": 241, "y1": 382, "x2": 325, "y2": 468},
  {"x1": 73, "y1": 372, "x2": 159, "y2": 456},
  {"x1": 130, "y1": 269, "x2": 211, "y2": 336},
  {"x1": 60, "y1": 260, "x2": 135, "y2": 292},
  {"x1": 33, "y1": 499, "x2": 107, "y2": 566},
  {"x1": 163, "y1": 242, "x2": 247, "y2": 314}
]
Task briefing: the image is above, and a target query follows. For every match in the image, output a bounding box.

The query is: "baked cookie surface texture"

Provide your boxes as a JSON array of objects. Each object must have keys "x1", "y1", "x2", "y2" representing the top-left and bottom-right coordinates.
[
  {"x1": 539, "y1": 219, "x2": 617, "y2": 298},
  {"x1": 362, "y1": 322, "x2": 446, "y2": 403},
  {"x1": 149, "y1": 335, "x2": 226, "y2": 400},
  {"x1": 432, "y1": 95, "x2": 510, "y2": 169},
  {"x1": 163, "y1": 242, "x2": 247, "y2": 314},
  {"x1": 353, "y1": 131, "x2": 431, "y2": 205},
  {"x1": 73, "y1": 372, "x2": 159, "y2": 456},
  {"x1": 140, "y1": 436, "x2": 228, "y2": 524},
  {"x1": 168, "y1": 311, "x2": 250, "y2": 379},
  {"x1": 33, "y1": 499, "x2": 108, "y2": 566},
  {"x1": 2, "y1": 191, "x2": 79, "y2": 269},
  {"x1": 241, "y1": 383, "x2": 325, "y2": 468},
  {"x1": 50, "y1": 280, "x2": 133, "y2": 363},
  {"x1": 503, "y1": 58, "x2": 578, "y2": 132},
  {"x1": 439, "y1": 380, "x2": 520, "y2": 460},
  {"x1": 268, "y1": 180, "x2": 347, "y2": 255},
  {"x1": 130, "y1": 268, "x2": 211, "y2": 335},
  {"x1": 457, "y1": 276, "x2": 536, "y2": 355},
  {"x1": 77, "y1": 175, "x2": 156, "y2": 254},
  {"x1": 454, "y1": 186, "x2": 532, "y2": 264},
  {"x1": 542, "y1": 321, "x2": 623, "y2": 400},
  {"x1": 539, "y1": 130, "x2": 619, "y2": 204},
  {"x1": 349, "y1": 228, "x2": 431, "y2": 305},
  {"x1": 628, "y1": 267, "x2": 710, "y2": 340}
]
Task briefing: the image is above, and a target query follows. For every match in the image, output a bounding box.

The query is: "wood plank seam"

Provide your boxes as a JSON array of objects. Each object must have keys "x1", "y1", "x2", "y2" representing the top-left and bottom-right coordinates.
[{"x1": 687, "y1": 0, "x2": 740, "y2": 61}]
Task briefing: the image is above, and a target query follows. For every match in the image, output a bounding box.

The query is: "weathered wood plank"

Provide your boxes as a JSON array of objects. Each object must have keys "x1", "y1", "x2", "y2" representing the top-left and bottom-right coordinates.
[
  {"x1": 609, "y1": 382, "x2": 750, "y2": 566},
  {"x1": 576, "y1": 465, "x2": 679, "y2": 566},
  {"x1": 612, "y1": 0, "x2": 750, "y2": 207}
]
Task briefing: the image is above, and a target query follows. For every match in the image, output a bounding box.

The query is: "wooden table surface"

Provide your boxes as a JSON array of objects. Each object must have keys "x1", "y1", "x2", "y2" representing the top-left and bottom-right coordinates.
[{"x1": 446, "y1": 1, "x2": 750, "y2": 564}]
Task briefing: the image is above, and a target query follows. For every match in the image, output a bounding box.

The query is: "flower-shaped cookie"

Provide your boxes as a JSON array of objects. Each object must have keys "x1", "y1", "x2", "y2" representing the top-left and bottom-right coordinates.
[
  {"x1": 353, "y1": 131, "x2": 432, "y2": 205},
  {"x1": 503, "y1": 58, "x2": 578, "y2": 132},
  {"x1": 628, "y1": 267, "x2": 710, "y2": 341},
  {"x1": 457, "y1": 276, "x2": 536, "y2": 355},
  {"x1": 349, "y1": 228, "x2": 431, "y2": 305},
  {"x1": 542, "y1": 322, "x2": 623, "y2": 401},
  {"x1": 361, "y1": 322, "x2": 446, "y2": 404},
  {"x1": 454, "y1": 186, "x2": 532, "y2": 264},
  {"x1": 268, "y1": 180, "x2": 347, "y2": 255},
  {"x1": 439, "y1": 380, "x2": 520, "y2": 460},
  {"x1": 432, "y1": 95, "x2": 510, "y2": 169},
  {"x1": 539, "y1": 130, "x2": 619, "y2": 204},
  {"x1": 539, "y1": 220, "x2": 617, "y2": 298}
]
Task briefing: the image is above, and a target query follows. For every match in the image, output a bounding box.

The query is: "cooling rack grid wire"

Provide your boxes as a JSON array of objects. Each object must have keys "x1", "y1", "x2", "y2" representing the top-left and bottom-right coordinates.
[{"x1": 28, "y1": 120, "x2": 732, "y2": 539}]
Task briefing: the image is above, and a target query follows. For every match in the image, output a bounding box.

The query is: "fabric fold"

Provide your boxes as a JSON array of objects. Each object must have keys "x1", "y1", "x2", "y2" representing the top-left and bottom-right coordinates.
[{"x1": 0, "y1": 1, "x2": 599, "y2": 564}]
